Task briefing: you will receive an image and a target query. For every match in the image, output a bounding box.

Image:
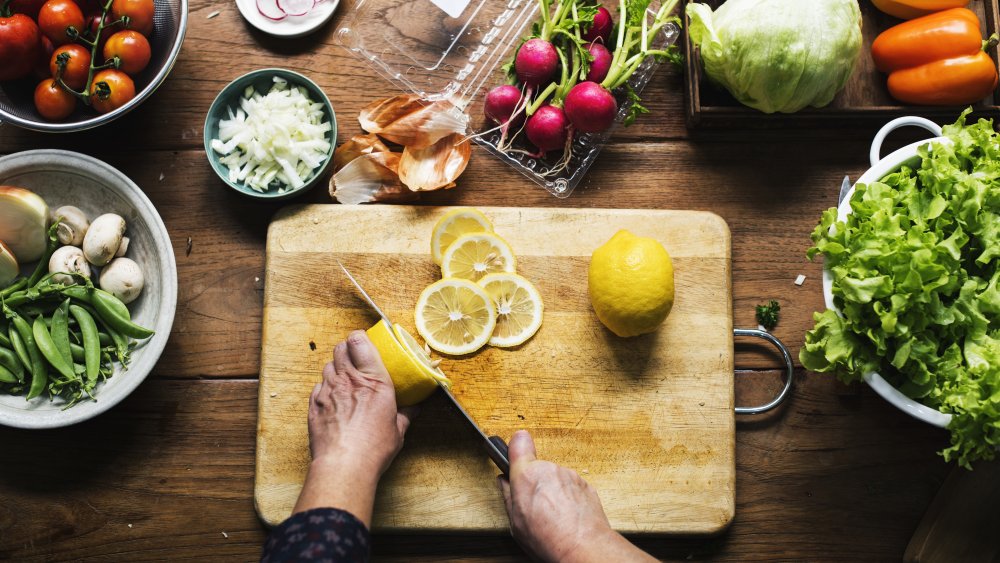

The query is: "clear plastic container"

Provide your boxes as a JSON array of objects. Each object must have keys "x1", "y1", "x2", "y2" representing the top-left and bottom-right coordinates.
[{"x1": 336, "y1": 0, "x2": 679, "y2": 198}]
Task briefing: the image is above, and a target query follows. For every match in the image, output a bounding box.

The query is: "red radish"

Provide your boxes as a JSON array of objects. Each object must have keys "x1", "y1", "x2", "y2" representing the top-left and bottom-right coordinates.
[
  {"x1": 485, "y1": 84, "x2": 525, "y2": 128},
  {"x1": 515, "y1": 38, "x2": 559, "y2": 87},
  {"x1": 525, "y1": 104, "x2": 569, "y2": 153},
  {"x1": 585, "y1": 42, "x2": 612, "y2": 83},
  {"x1": 564, "y1": 81, "x2": 616, "y2": 133},
  {"x1": 582, "y1": 6, "x2": 613, "y2": 44}
]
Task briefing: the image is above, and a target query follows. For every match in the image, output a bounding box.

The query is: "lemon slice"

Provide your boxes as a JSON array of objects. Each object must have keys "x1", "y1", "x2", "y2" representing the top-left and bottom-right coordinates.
[
  {"x1": 366, "y1": 320, "x2": 449, "y2": 406},
  {"x1": 415, "y1": 278, "x2": 496, "y2": 355},
  {"x1": 431, "y1": 208, "x2": 495, "y2": 265},
  {"x1": 478, "y1": 273, "x2": 544, "y2": 348},
  {"x1": 441, "y1": 232, "x2": 516, "y2": 282}
]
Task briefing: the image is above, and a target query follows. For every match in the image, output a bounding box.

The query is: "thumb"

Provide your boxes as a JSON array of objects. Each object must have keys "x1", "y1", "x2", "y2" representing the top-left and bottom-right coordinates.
[
  {"x1": 508, "y1": 430, "x2": 537, "y2": 476},
  {"x1": 396, "y1": 405, "x2": 419, "y2": 436},
  {"x1": 346, "y1": 330, "x2": 390, "y2": 381}
]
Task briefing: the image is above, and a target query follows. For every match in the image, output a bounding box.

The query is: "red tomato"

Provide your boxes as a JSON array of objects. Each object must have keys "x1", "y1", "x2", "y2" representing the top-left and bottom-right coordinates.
[
  {"x1": 49, "y1": 43, "x2": 91, "y2": 89},
  {"x1": 33, "y1": 35, "x2": 55, "y2": 80},
  {"x1": 110, "y1": 0, "x2": 153, "y2": 36},
  {"x1": 34, "y1": 78, "x2": 76, "y2": 120},
  {"x1": 103, "y1": 30, "x2": 149, "y2": 75},
  {"x1": 9, "y1": 0, "x2": 48, "y2": 19},
  {"x1": 37, "y1": 0, "x2": 85, "y2": 46},
  {"x1": 0, "y1": 13, "x2": 41, "y2": 81},
  {"x1": 90, "y1": 68, "x2": 134, "y2": 113},
  {"x1": 83, "y1": 13, "x2": 109, "y2": 53}
]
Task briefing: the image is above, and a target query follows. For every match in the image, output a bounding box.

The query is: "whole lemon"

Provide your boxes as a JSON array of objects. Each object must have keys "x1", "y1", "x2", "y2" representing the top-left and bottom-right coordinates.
[{"x1": 588, "y1": 230, "x2": 675, "y2": 337}]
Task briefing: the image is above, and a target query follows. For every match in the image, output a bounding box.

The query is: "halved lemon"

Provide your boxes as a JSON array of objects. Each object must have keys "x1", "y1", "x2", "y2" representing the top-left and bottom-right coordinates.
[
  {"x1": 366, "y1": 320, "x2": 449, "y2": 406},
  {"x1": 440, "y1": 232, "x2": 516, "y2": 282},
  {"x1": 431, "y1": 208, "x2": 494, "y2": 265},
  {"x1": 478, "y1": 273, "x2": 544, "y2": 348},
  {"x1": 414, "y1": 278, "x2": 496, "y2": 355}
]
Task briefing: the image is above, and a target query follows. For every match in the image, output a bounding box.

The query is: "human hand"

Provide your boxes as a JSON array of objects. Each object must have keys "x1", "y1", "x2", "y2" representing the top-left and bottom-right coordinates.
[
  {"x1": 293, "y1": 330, "x2": 416, "y2": 524},
  {"x1": 498, "y1": 430, "x2": 656, "y2": 563}
]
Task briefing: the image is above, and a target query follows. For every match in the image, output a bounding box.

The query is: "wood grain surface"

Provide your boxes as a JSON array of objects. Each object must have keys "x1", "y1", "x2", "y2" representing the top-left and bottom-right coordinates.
[
  {"x1": 257, "y1": 206, "x2": 735, "y2": 533},
  {"x1": 0, "y1": 0, "x2": 981, "y2": 558}
]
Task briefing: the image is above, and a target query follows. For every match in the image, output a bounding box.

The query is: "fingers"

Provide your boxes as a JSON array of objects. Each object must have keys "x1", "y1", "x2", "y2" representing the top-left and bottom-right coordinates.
[
  {"x1": 396, "y1": 405, "x2": 419, "y2": 436},
  {"x1": 508, "y1": 430, "x2": 537, "y2": 477},
  {"x1": 346, "y1": 331, "x2": 390, "y2": 381},
  {"x1": 332, "y1": 341, "x2": 352, "y2": 377}
]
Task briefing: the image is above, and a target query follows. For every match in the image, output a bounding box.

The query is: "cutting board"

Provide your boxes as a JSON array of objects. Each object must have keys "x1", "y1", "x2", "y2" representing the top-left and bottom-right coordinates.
[{"x1": 255, "y1": 205, "x2": 735, "y2": 535}]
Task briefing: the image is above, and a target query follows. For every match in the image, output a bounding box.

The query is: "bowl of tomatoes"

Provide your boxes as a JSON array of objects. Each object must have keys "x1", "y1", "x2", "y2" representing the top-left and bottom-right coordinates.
[{"x1": 0, "y1": 0, "x2": 187, "y2": 132}]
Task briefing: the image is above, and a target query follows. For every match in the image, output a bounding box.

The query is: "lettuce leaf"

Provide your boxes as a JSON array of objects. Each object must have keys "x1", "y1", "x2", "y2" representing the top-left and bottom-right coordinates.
[{"x1": 804, "y1": 109, "x2": 1000, "y2": 468}]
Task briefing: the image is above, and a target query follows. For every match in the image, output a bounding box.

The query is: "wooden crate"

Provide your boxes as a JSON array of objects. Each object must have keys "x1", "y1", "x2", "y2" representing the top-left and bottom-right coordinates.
[{"x1": 683, "y1": 0, "x2": 1000, "y2": 128}]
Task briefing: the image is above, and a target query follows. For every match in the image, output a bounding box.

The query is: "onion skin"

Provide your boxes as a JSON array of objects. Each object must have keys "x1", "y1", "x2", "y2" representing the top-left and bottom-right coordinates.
[{"x1": 0, "y1": 185, "x2": 49, "y2": 263}]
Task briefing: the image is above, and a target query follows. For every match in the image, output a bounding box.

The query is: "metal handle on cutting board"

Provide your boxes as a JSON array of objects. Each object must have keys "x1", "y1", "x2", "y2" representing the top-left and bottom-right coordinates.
[
  {"x1": 869, "y1": 116, "x2": 943, "y2": 167},
  {"x1": 734, "y1": 329, "x2": 794, "y2": 415}
]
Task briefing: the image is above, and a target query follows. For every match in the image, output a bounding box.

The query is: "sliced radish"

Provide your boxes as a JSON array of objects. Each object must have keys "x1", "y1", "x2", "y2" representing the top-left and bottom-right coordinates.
[
  {"x1": 277, "y1": 0, "x2": 312, "y2": 16},
  {"x1": 256, "y1": 0, "x2": 287, "y2": 21}
]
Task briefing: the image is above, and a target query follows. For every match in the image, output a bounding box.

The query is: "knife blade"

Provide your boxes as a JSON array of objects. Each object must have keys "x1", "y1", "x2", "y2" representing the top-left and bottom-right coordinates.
[{"x1": 337, "y1": 261, "x2": 510, "y2": 474}]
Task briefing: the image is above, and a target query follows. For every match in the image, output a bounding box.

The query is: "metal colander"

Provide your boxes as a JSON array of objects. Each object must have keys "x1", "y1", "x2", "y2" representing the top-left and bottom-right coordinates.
[{"x1": 0, "y1": 0, "x2": 188, "y2": 132}]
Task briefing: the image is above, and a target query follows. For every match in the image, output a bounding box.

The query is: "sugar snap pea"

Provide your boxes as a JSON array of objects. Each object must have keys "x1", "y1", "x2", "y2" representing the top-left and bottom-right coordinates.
[
  {"x1": 11, "y1": 315, "x2": 47, "y2": 400},
  {"x1": 32, "y1": 316, "x2": 75, "y2": 381},
  {"x1": 26, "y1": 224, "x2": 60, "y2": 288},
  {"x1": 69, "y1": 305, "x2": 100, "y2": 385},
  {"x1": 90, "y1": 290, "x2": 152, "y2": 339},
  {"x1": 0, "y1": 347, "x2": 25, "y2": 383},
  {"x1": 0, "y1": 364, "x2": 17, "y2": 384},
  {"x1": 0, "y1": 330, "x2": 11, "y2": 348},
  {"x1": 52, "y1": 300, "x2": 73, "y2": 367},
  {"x1": 8, "y1": 324, "x2": 30, "y2": 372}
]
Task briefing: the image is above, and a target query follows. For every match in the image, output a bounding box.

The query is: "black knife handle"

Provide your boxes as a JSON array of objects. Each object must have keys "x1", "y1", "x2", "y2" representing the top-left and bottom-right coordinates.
[{"x1": 487, "y1": 435, "x2": 510, "y2": 475}]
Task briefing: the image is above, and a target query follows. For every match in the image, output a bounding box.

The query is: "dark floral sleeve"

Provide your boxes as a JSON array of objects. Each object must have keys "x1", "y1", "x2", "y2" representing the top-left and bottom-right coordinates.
[{"x1": 261, "y1": 507, "x2": 370, "y2": 563}]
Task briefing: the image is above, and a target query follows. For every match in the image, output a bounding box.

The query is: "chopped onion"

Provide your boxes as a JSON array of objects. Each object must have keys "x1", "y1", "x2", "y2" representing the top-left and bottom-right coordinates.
[
  {"x1": 277, "y1": 0, "x2": 312, "y2": 16},
  {"x1": 210, "y1": 77, "x2": 332, "y2": 194}
]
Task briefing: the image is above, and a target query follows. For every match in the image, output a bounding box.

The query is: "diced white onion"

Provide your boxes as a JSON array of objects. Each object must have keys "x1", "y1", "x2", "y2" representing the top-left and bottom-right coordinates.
[{"x1": 211, "y1": 76, "x2": 331, "y2": 193}]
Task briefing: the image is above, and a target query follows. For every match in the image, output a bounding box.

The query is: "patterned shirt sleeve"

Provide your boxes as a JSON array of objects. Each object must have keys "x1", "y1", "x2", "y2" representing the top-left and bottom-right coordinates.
[{"x1": 261, "y1": 507, "x2": 370, "y2": 563}]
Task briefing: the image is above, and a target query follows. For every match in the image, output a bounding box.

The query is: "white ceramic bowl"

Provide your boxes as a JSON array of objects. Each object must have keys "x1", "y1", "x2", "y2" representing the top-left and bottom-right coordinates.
[
  {"x1": 822, "y1": 117, "x2": 953, "y2": 429},
  {"x1": 0, "y1": 150, "x2": 177, "y2": 428}
]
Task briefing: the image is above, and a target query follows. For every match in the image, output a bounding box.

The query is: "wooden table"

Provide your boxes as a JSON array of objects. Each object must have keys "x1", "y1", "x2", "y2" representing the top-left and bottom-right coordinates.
[{"x1": 0, "y1": 2, "x2": 963, "y2": 560}]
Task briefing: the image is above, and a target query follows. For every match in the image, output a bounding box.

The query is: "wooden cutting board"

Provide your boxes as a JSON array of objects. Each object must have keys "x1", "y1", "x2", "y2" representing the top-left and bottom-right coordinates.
[{"x1": 255, "y1": 205, "x2": 735, "y2": 535}]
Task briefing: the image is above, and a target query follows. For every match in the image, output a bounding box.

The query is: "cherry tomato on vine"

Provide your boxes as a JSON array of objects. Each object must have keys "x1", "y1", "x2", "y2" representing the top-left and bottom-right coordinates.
[
  {"x1": 32, "y1": 35, "x2": 55, "y2": 80},
  {"x1": 110, "y1": 0, "x2": 153, "y2": 36},
  {"x1": 0, "y1": 11, "x2": 41, "y2": 81},
  {"x1": 103, "y1": 29, "x2": 149, "y2": 75},
  {"x1": 90, "y1": 69, "x2": 134, "y2": 113},
  {"x1": 34, "y1": 78, "x2": 76, "y2": 120},
  {"x1": 37, "y1": 0, "x2": 85, "y2": 46},
  {"x1": 83, "y1": 13, "x2": 109, "y2": 53},
  {"x1": 50, "y1": 43, "x2": 91, "y2": 89}
]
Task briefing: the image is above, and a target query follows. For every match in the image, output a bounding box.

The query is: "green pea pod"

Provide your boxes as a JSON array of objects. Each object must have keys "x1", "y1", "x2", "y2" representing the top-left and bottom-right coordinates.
[
  {"x1": 8, "y1": 324, "x2": 30, "y2": 372},
  {"x1": 52, "y1": 300, "x2": 73, "y2": 367},
  {"x1": 0, "y1": 363, "x2": 17, "y2": 384},
  {"x1": 32, "y1": 316, "x2": 75, "y2": 381},
  {"x1": 94, "y1": 289, "x2": 131, "y2": 321},
  {"x1": 0, "y1": 330, "x2": 11, "y2": 348},
  {"x1": 69, "y1": 342, "x2": 86, "y2": 362},
  {"x1": 27, "y1": 223, "x2": 60, "y2": 288},
  {"x1": 69, "y1": 305, "x2": 100, "y2": 386},
  {"x1": 12, "y1": 315, "x2": 47, "y2": 400},
  {"x1": 91, "y1": 291, "x2": 153, "y2": 340},
  {"x1": 98, "y1": 332, "x2": 112, "y2": 347},
  {"x1": 0, "y1": 278, "x2": 27, "y2": 299},
  {"x1": 0, "y1": 347, "x2": 26, "y2": 383},
  {"x1": 61, "y1": 285, "x2": 93, "y2": 304}
]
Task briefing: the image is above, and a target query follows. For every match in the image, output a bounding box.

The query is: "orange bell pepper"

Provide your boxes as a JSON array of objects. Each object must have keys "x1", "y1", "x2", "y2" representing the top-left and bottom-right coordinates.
[
  {"x1": 871, "y1": 8, "x2": 999, "y2": 105},
  {"x1": 872, "y1": 0, "x2": 969, "y2": 20}
]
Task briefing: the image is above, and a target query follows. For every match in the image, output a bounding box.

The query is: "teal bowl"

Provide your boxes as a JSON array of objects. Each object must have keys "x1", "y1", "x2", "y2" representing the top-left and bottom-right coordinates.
[{"x1": 204, "y1": 68, "x2": 336, "y2": 200}]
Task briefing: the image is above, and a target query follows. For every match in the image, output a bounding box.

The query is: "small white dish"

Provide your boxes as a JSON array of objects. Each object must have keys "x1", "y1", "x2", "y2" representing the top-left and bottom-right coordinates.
[{"x1": 236, "y1": 0, "x2": 339, "y2": 38}]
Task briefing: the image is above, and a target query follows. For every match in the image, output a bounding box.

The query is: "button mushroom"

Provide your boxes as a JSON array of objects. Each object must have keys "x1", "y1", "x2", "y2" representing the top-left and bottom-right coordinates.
[
  {"x1": 99, "y1": 257, "x2": 144, "y2": 304},
  {"x1": 0, "y1": 241, "x2": 18, "y2": 286},
  {"x1": 48, "y1": 245, "x2": 91, "y2": 285},
  {"x1": 83, "y1": 213, "x2": 126, "y2": 267},
  {"x1": 52, "y1": 205, "x2": 90, "y2": 246}
]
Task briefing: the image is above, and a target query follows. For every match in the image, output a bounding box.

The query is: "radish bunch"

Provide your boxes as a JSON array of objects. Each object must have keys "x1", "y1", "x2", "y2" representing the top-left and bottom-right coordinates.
[{"x1": 483, "y1": 0, "x2": 680, "y2": 169}]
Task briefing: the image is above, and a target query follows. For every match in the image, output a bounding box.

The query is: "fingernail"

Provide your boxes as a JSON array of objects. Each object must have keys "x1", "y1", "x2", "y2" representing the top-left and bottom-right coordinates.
[{"x1": 348, "y1": 330, "x2": 368, "y2": 346}]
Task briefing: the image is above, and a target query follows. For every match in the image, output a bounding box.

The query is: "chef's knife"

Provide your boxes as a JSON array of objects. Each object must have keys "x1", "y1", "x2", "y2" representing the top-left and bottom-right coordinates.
[{"x1": 337, "y1": 261, "x2": 511, "y2": 475}]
